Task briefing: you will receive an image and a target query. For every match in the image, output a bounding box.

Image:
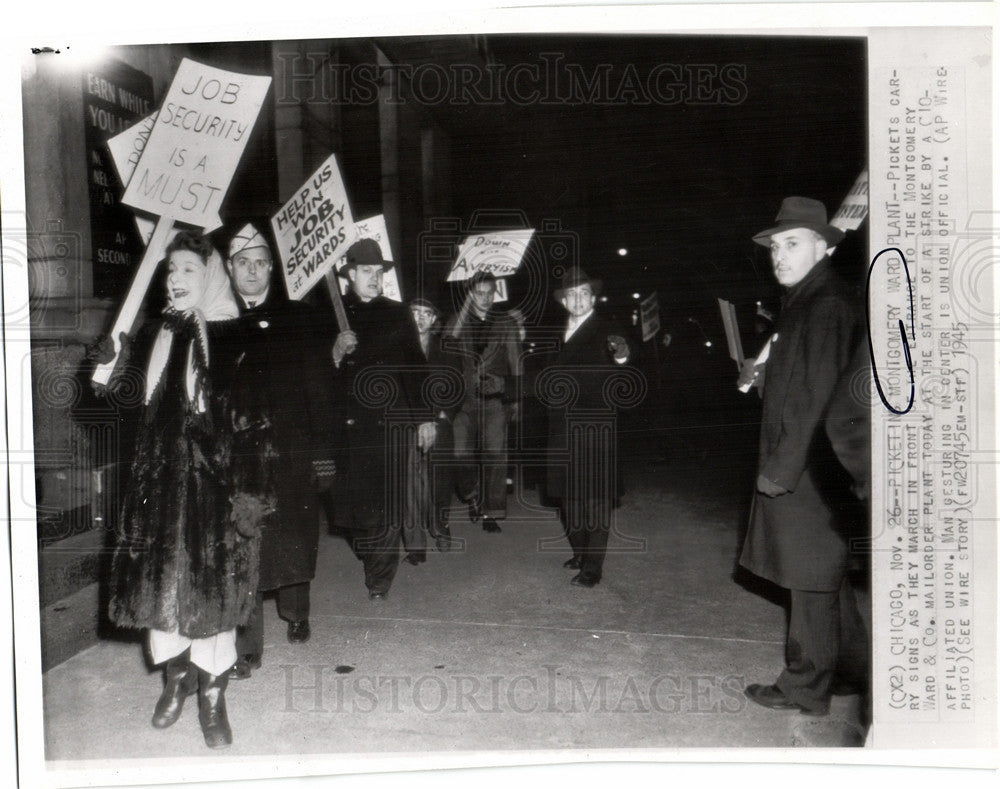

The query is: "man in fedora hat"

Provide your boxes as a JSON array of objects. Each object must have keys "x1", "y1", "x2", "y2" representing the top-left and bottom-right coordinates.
[
  {"x1": 223, "y1": 222, "x2": 336, "y2": 678},
  {"x1": 738, "y1": 196, "x2": 869, "y2": 718},
  {"x1": 542, "y1": 266, "x2": 630, "y2": 587},
  {"x1": 327, "y1": 238, "x2": 436, "y2": 600},
  {"x1": 446, "y1": 271, "x2": 523, "y2": 534}
]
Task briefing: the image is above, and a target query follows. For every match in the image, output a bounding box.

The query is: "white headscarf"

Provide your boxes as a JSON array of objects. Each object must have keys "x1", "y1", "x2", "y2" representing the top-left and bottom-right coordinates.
[{"x1": 144, "y1": 247, "x2": 239, "y2": 411}]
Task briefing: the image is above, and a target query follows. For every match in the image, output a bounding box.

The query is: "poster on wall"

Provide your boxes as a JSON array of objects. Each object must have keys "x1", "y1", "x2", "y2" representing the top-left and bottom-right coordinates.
[{"x1": 81, "y1": 57, "x2": 154, "y2": 299}]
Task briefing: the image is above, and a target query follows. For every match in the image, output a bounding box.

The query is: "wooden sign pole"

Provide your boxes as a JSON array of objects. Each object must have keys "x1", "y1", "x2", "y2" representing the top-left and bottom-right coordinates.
[
  {"x1": 323, "y1": 269, "x2": 351, "y2": 333},
  {"x1": 92, "y1": 214, "x2": 174, "y2": 386}
]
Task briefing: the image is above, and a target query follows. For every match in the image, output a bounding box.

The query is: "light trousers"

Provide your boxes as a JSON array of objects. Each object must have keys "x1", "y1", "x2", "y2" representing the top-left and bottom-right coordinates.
[{"x1": 148, "y1": 627, "x2": 236, "y2": 675}]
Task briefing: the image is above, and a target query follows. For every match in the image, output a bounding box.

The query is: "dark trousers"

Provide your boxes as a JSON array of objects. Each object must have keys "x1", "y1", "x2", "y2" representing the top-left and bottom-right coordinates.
[
  {"x1": 559, "y1": 497, "x2": 611, "y2": 581},
  {"x1": 776, "y1": 578, "x2": 869, "y2": 713},
  {"x1": 453, "y1": 397, "x2": 508, "y2": 519},
  {"x1": 403, "y1": 423, "x2": 453, "y2": 554},
  {"x1": 235, "y1": 582, "x2": 311, "y2": 658},
  {"x1": 351, "y1": 522, "x2": 401, "y2": 594},
  {"x1": 321, "y1": 488, "x2": 402, "y2": 595}
]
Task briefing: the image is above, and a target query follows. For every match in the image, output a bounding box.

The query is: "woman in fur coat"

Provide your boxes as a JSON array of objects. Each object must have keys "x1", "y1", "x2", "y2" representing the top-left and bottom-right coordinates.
[{"x1": 103, "y1": 230, "x2": 274, "y2": 749}]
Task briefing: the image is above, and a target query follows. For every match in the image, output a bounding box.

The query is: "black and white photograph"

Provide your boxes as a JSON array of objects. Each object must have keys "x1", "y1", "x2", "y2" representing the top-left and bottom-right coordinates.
[{"x1": 1, "y1": 3, "x2": 996, "y2": 787}]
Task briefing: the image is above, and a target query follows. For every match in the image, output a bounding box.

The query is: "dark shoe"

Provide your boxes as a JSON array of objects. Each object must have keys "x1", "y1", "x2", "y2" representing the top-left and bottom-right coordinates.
[
  {"x1": 405, "y1": 552, "x2": 426, "y2": 566},
  {"x1": 369, "y1": 590, "x2": 388, "y2": 601},
  {"x1": 197, "y1": 668, "x2": 233, "y2": 749},
  {"x1": 745, "y1": 683, "x2": 828, "y2": 717},
  {"x1": 227, "y1": 654, "x2": 262, "y2": 681},
  {"x1": 151, "y1": 650, "x2": 198, "y2": 729},
  {"x1": 563, "y1": 557, "x2": 582, "y2": 569},
  {"x1": 482, "y1": 517, "x2": 502, "y2": 533},
  {"x1": 570, "y1": 572, "x2": 600, "y2": 588},
  {"x1": 287, "y1": 619, "x2": 311, "y2": 644}
]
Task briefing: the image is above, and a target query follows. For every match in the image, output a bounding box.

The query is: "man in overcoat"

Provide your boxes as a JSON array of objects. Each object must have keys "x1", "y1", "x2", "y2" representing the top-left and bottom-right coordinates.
[
  {"x1": 542, "y1": 267, "x2": 630, "y2": 587},
  {"x1": 446, "y1": 272, "x2": 523, "y2": 533},
  {"x1": 329, "y1": 239, "x2": 436, "y2": 599},
  {"x1": 224, "y1": 223, "x2": 336, "y2": 678},
  {"x1": 738, "y1": 196, "x2": 869, "y2": 717}
]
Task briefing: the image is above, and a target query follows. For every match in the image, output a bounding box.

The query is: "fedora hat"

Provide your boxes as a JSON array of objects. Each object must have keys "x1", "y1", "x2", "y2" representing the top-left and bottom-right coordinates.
[
  {"x1": 341, "y1": 238, "x2": 395, "y2": 272},
  {"x1": 554, "y1": 266, "x2": 602, "y2": 301},
  {"x1": 752, "y1": 196, "x2": 845, "y2": 247}
]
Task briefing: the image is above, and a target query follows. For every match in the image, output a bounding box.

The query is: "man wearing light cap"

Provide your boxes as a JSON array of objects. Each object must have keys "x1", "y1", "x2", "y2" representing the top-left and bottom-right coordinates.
[
  {"x1": 737, "y1": 196, "x2": 869, "y2": 719},
  {"x1": 328, "y1": 238, "x2": 435, "y2": 599},
  {"x1": 224, "y1": 222, "x2": 336, "y2": 678}
]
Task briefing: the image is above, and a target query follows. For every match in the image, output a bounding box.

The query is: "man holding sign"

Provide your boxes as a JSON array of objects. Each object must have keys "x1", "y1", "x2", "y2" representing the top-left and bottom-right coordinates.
[
  {"x1": 327, "y1": 239, "x2": 435, "y2": 600},
  {"x1": 446, "y1": 272, "x2": 523, "y2": 534}
]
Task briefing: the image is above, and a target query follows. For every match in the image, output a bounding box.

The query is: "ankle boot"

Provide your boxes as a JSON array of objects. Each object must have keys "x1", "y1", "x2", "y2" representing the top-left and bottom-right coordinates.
[
  {"x1": 151, "y1": 650, "x2": 198, "y2": 729},
  {"x1": 197, "y1": 667, "x2": 233, "y2": 749}
]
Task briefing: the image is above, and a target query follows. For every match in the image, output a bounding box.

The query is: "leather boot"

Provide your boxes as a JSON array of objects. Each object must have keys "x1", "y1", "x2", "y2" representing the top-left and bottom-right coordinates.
[
  {"x1": 197, "y1": 667, "x2": 233, "y2": 749},
  {"x1": 151, "y1": 649, "x2": 197, "y2": 729}
]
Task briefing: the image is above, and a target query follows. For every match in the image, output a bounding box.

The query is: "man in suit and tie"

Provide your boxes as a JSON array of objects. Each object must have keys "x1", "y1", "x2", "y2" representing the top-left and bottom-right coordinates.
[
  {"x1": 224, "y1": 223, "x2": 335, "y2": 678},
  {"x1": 542, "y1": 267, "x2": 630, "y2": 588}
]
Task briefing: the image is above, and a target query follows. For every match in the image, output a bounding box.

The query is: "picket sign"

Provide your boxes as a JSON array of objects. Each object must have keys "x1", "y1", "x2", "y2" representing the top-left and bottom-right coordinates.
[
  {"x1": 830, "y1": 169, "x2": 869, "y2": 232},
  {"x1": 271, "y1": 153, "x2": 356, "y2": 302},
  {"x1": 446, "y1": 229, "x2": 534, "y2": 282},
  {"x1": 93, "y1": 59, "x2": 271, "y2": 386}
]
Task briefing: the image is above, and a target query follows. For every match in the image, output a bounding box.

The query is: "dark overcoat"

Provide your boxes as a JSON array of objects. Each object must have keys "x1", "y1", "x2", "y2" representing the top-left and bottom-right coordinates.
[
  {"x1": 331, "y1": 291, "x2": 427, "y2": 532},
  {"x1": 235, "y1": 292, "x2": 335, "y2": 590},
  {"x1": 108, "y1": 317, "x2": 272, "y2": 638},
  {"x1": 739, "y1": 260, "x2": 865, "y2": 592},
  {"x1": 543, "y1": 312, "x2": 633, "y2": 503}
]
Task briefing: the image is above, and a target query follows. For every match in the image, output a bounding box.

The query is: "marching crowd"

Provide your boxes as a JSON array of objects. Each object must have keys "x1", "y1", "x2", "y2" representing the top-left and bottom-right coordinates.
[{"x1": 94, "y1": 195, "x2": 870, "y2": 749}]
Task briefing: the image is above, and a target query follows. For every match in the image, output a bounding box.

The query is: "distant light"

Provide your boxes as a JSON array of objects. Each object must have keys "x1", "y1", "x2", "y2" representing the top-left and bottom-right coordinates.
[
  {"x1": 617, "y1": 248, "x2": 628, "y2": 257},
  {"x1": 632, "y1": 292, "x2": 641, "y2": 299},
  {"x1": 704, "y1": 340, "x2": 713, "y2": 348},
  {"x1": 598, "y1": 296, "x2": 608, "y2": 303}
]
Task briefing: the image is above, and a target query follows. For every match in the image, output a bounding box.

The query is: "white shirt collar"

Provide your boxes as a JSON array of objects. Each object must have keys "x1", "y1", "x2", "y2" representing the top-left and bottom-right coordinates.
[{"x1": 565, "y1": 309, "x2": 595, "y2": 340}]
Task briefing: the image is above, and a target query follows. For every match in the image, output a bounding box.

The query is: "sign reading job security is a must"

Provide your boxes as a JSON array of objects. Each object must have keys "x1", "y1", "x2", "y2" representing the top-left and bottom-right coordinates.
[{"x1": 121, "y1": 58, "x2": 271, "y2": 231}]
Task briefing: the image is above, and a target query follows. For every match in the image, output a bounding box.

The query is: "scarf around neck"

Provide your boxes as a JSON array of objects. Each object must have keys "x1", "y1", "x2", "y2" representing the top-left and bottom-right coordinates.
[{"x1": 144, "y1": 248, "x2": 239, "y2": 411}]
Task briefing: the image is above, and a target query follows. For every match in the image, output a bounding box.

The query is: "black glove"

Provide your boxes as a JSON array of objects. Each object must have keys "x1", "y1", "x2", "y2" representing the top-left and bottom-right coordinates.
[{"x1": 89, "y1": 332, "x2": 134, "y2": 398}]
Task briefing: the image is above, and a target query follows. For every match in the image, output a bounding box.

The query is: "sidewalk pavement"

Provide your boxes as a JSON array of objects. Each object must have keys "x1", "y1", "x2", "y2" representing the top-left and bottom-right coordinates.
[{"x1": 41, "y1": 463, "x2": 868, "y2": 774}]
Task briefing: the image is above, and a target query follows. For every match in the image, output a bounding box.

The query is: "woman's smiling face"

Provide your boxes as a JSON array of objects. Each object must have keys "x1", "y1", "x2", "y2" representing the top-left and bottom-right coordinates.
[{"x1": 166, "y1": 250, "x2": 208, "y2": 312}]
